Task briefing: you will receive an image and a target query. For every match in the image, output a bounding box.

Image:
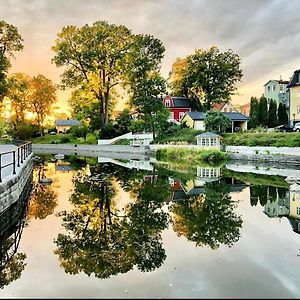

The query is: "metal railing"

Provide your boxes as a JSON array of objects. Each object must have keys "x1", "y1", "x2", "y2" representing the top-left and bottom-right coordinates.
[{"x1": 0, "y1": 141, "x2": 32, "y2": 183}]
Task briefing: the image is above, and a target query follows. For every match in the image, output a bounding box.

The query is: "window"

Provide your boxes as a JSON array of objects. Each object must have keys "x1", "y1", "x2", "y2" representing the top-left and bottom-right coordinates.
[
  {"x1": 297, "y1": 106, "x2": 300, "y2": 114},
  {"x1": 297, "y1": 207, "x2": 300, "y2": 215},
  {"x1": 273, "y1": 85, "x2": 276, "y2": 92},
  {"x1": 224, "y1": 108, "x2": 228, "y2": 112},
  {"x1": 211, "y1": 138, "x2": 217, "y2": 146},
  {"x1": 179, "y1": 112, "x2": 185, "y2": 120},
  {"x1": 165, "y1": 99, "x2": 170, "y2": 107},
  {"x1": 267, "y1": 86, "x2": 271, "y2": 92}
]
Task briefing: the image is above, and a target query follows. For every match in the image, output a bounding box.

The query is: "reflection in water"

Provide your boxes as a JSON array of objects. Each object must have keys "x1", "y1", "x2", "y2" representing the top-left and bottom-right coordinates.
[
  {"x1": 252, "y1": 183, "x2": 300, "y2": 235},
  {"x1": 54, "y1": 164, "x2": 170, "y2": 278},
  {"x1": 0, "y1": 172, "x2": 33, "y2": 289},
  {"x1": 27, "y1": 162, "x2": 58, "y2": 219},
  {"x1": 170, "y1": 181, "x2": 243, "y2": 250}
]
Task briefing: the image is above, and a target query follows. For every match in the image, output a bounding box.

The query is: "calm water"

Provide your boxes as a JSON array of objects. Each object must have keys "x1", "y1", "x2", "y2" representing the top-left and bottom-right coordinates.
[{"x1": 0, "y1": 154, "x2": 300, "y2": 298}]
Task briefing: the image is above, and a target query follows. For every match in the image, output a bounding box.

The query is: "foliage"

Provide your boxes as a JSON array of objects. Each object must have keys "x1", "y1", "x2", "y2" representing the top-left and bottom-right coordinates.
[
  {"x1": 277, "y1": 103, "x2": 288, "y2": 125},
  {"x1": 222, "y1": 132, "x2": 300, "y2": 147},
  {"x1": 258, "y1": 96, "x2": 268, "y2": 127},
  {"x1": 130, "y1": 71, "x2": 168, "y2": 140},
  {"x1": 248, "y1": 96, "x2": 259, "y2": 129},
  {"x1": 156, "y1": 148, "x2": 227, "y2": 165},
  {"x1": 6, "y1": 73, "x2": 31, "y2": 124},
  {"x1": 29, "y1": 74, "x2": 57, "y2": 134},
  {"x1": 8, "y1": 122, "x2": 40, "y2": 140},
  {"x1": 268, "y1": 99, "x2": 277, "y2": 128},
  {"x1": 155, "y1": 125, "x2": 202, "y2": 144},
  {"x1": 115, "y1": 108, "x2": 132, "y2": 133},
  {"x1": 0, "y1": 20, "x2": 24, "y2": 107},
  {"x1": 168, "y1": 46, "x2": 243, "y2": 111},
  {"x1": 170, "y1": 181, "x2": 243, "y2": 249},
  {"x1": 52, "y1": 21, "x2": 165, "y2": 129},
  {"x1": 204, "y1": 110, "x2": 231, "y2": 133}
]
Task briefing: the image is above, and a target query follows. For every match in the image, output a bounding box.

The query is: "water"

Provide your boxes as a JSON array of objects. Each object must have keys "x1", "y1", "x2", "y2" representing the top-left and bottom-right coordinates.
[{"x1": 0, "y1": 154, "x2": 300, "y2": 298}]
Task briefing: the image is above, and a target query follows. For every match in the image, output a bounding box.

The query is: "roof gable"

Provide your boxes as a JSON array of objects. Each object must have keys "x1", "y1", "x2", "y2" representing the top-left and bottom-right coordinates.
[{"x1": 287, "y1": 70, "x2": 300, "y2": 89}]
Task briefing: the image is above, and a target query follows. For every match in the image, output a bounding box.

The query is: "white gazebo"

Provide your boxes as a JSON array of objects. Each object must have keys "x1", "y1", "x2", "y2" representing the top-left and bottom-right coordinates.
[{"x1": 196, "y1": 132, "x2": 221, "y2": 150}]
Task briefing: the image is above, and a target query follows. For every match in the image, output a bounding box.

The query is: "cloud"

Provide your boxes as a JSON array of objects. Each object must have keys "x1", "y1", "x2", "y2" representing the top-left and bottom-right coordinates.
[{"x1": 0, "y1": 0, "x2": 299, "y2": 105}]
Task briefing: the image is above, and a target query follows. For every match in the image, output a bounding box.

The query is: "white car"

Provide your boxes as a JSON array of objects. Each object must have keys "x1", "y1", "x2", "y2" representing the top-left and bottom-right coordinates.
[{"x1": 293, "y1": 122, "x2": 300, "y2": 132}]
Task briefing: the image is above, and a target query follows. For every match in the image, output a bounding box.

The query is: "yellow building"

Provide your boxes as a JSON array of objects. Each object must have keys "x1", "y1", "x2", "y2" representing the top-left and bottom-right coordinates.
[{"x1": 287, "y1": 69, "x2": 300, "y2": 126}]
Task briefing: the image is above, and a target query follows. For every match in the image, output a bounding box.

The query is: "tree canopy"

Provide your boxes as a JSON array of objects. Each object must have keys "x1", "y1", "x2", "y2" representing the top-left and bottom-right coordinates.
[
  {"x1": 52, "y1": 20, "x2": 165, "y2": 129},
  {"x1": 168, "y1": 46, "x2": 243, "y2": 111},
  {"x1": 0, "y1": 20, "x2": 23, "y2": 108}
]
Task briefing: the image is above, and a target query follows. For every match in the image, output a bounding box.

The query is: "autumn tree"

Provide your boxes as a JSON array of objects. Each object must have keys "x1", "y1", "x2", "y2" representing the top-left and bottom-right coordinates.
[
  {"x1": 7, "y1": 73, "x2": 31, "y2": 125},
  {"x1": 52, "y1": 21, "x2": 165, "y2": 129},
  {"x1": 29, "y1": 74, "x2": 57, "y2": 135},
  {"x1": 168, "y1": 46, "x2": 243, "y2": 111},
  {"x1": 0, "y1": 20, "x2": 23, "y2": 110}
]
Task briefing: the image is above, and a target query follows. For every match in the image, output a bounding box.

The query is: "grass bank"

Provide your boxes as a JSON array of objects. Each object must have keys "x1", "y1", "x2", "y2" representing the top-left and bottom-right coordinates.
[
  {"x1": 31, "y1": 133, "x2": 98, "y2": 145},
  {"x1": 156, "y1": 147, "x2": 227, "y2": 166},
  {"x1": 222, "y1": 132, "x2": 300, "y2": 147}
]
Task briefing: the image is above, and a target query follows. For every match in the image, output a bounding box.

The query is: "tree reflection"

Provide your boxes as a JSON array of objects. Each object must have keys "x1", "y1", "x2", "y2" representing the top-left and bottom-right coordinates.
[
  {"x1": 0, "y1": 246, "x2": 26, "y2": 289},
  {"x1": 170, "y1": 181, "x2": 243, "y2": 249},
  {"x1": 249, "y1": 185, "x2": 289, "y2": 207},
  {"x1": 28, "y1": 163, "x2": 58, "y2": 219},
  {"x1": 54, "y1": 164, "x2": 171, "y2": 278}
]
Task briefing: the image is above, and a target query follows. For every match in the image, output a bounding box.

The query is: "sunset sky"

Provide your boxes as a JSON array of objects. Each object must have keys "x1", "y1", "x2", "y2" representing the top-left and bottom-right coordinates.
[{"x1": 1, "y1": 0, "x2": 300, "y2": 113}]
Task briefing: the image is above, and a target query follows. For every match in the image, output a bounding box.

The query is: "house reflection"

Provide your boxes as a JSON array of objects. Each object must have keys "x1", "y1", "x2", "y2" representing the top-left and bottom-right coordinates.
[
  {"x1": 168, "y1": 166, "x2": 246, "y2": 201},
  {"x1": 263, "y1": 183, "x2": 300, "y2": 234}
]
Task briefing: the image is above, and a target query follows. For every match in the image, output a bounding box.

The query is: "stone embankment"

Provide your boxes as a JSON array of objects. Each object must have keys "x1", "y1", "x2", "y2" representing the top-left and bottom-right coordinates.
[{"x1": 225, "y1": 145, "x2": 300, "y2": 165}]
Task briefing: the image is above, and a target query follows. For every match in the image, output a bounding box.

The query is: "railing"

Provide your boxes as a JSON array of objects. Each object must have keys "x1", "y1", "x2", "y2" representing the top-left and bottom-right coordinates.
[{"x1": 0, "y1": 141, "x2": 32, "y2": 183}]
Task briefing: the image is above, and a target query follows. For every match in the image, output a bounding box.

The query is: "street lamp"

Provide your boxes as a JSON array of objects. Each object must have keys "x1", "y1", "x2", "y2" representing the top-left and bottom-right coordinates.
[{"x1": 293, "y1": 113, "x2": 296, "y2": 126}]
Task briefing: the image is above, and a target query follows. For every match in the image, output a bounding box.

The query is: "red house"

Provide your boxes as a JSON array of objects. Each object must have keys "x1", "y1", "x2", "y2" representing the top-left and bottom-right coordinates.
[{"x1": 163, "y1": 95, "x2": 192, "y2": 123}]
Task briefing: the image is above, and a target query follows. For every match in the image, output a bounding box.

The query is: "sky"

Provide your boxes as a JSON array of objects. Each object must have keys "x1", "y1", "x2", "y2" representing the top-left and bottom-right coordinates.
[{"x1": 1, "y1": 0, "x2": 300, "y2": 113}]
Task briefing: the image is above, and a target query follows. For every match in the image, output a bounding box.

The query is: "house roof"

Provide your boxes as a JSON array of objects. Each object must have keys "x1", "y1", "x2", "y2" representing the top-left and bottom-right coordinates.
[
  {"x1": 185, "y1": 112, "x2": 206, "y2": 120},
  {"x1": 287, "y1": 70, "x2": 300, "y2": 88},
  {"x1": 223, "y1": 112, "x2": 249, "y2": 121},
  {"x1": 171, "y1": 96, "x2": 191, "y2": 108},
  {"x1": 55, "y1": 119, "x2": 81, "y2": 126},
  {"x1": 185, "y1": 111, "x2": 248, "y2": 121},
  {"x1": 196, "y1": 132, "x2": 221, "y2": 138},
  {"x1": 264, "y1": 79, "x2": 289, "y2": 86}
]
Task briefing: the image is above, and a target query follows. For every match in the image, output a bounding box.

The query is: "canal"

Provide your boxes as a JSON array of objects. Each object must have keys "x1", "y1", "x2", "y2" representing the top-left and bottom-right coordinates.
[{"x1": 0, "y1": 153, "x2": 300, "y2": 298}]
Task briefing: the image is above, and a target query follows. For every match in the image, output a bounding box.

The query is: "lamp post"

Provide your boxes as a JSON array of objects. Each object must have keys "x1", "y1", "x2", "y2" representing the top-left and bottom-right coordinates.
[{"x1": 293, "y1": 113, "x2": 296, "y2": 126}]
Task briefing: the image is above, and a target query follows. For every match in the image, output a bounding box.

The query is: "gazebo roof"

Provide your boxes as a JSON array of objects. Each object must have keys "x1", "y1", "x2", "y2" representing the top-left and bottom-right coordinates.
[{"x1": 196, "y1": 132, "x2": 221, "y2": 138}]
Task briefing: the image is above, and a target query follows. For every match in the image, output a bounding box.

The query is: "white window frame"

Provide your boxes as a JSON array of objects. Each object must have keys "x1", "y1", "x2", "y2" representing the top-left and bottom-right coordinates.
[
  {"x1": 165, "y1": 99, "x2": 171, "y2": 107},
  {"x1": 179, "y1": 112, "x2": 185, "y2": 120}
]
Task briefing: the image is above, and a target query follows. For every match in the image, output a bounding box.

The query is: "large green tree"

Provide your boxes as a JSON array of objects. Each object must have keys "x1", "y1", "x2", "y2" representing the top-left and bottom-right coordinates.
[
  {"x1": 0, "y1": 20, "x2": 23, "y2": 109},
  {"x1": 168, "y1": 46, "x2": 243, "y2": 111},
  {"x1": 130, "y1": 71, "x2": 169, "y2": 139},
  {"x1": 52, "y1": 21, "x2": 165, "y2": 129}
]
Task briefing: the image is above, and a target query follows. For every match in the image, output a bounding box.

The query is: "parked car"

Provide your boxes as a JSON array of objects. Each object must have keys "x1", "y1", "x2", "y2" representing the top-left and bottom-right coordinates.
[
  {"x1": 293, "y1": 122, "x2": 300, "y2": 132},
  {"x1": 275, "y1": 125, "x2": 294, "y2": 132}
]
